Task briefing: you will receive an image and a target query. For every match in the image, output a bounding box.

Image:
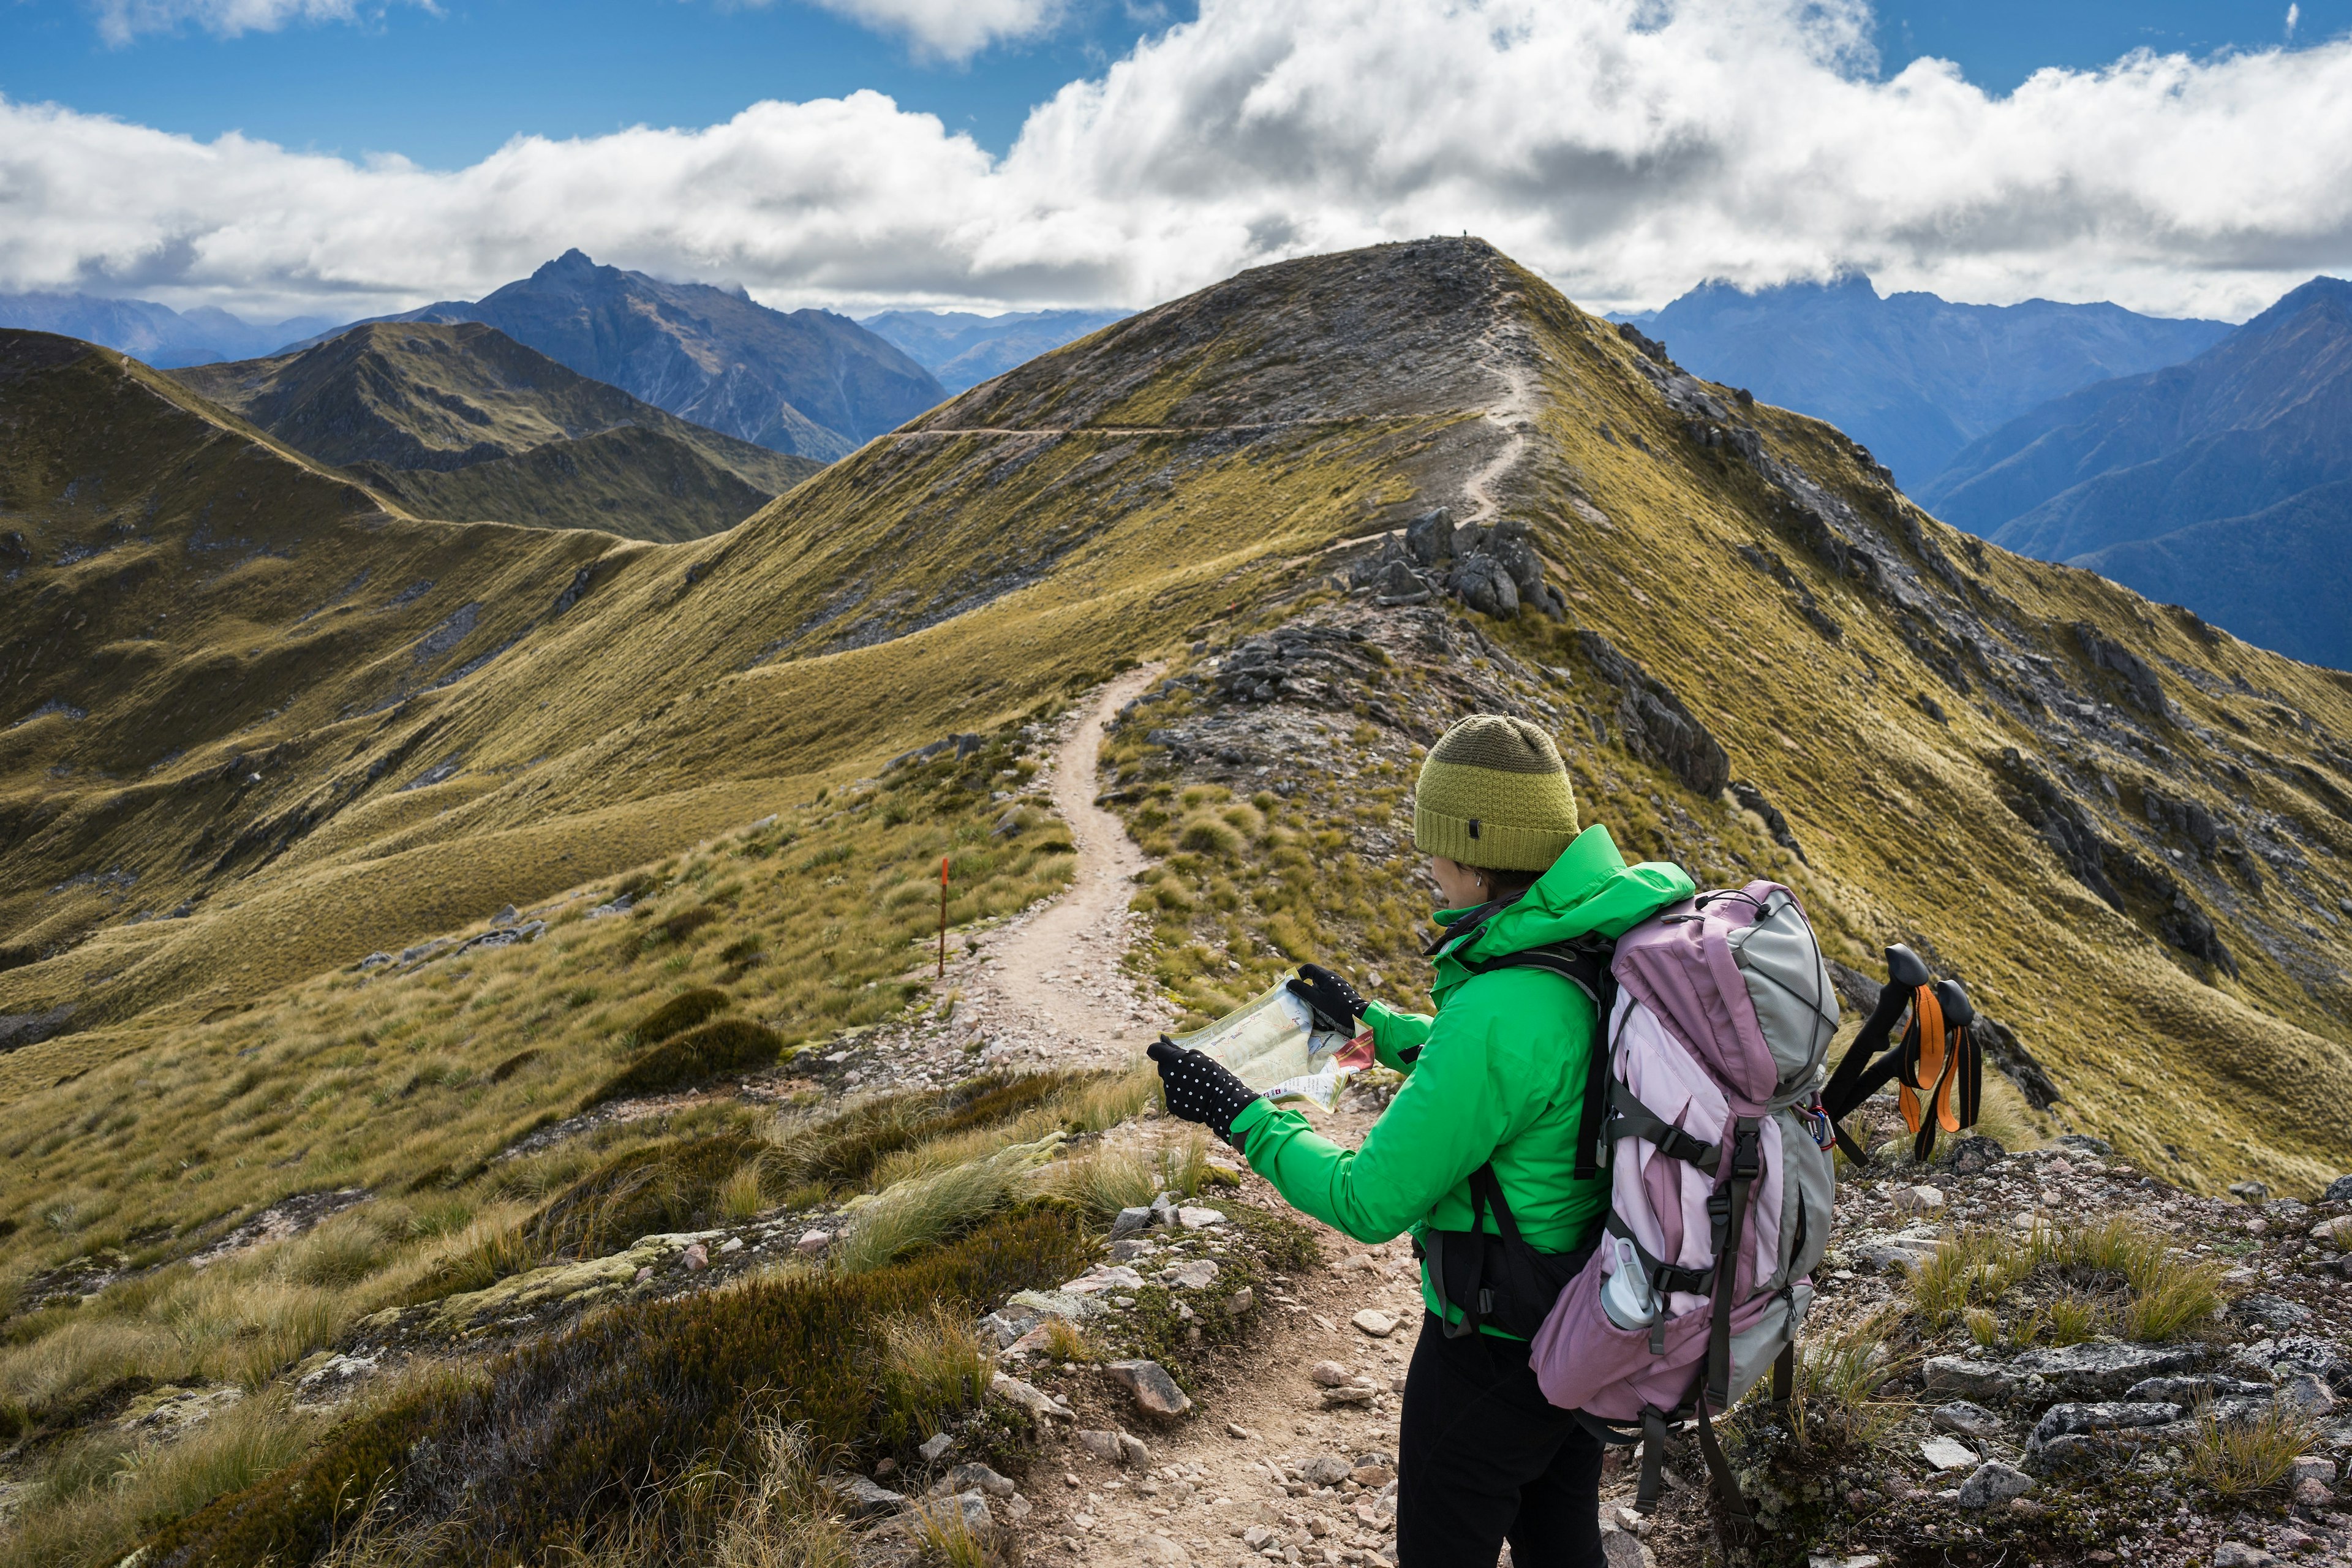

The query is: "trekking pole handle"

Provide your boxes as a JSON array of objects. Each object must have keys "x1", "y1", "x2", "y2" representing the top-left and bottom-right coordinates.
[
  {"x1": 1820, "y1": 944, "x2": 1925, "y2": 1121},
  {"x1": 1933, "y1": 977, "x2": 1974, "y2": 1028}
]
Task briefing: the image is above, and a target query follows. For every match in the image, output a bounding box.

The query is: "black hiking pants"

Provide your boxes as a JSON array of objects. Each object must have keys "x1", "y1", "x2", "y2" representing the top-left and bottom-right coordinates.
[{"x1": 1395, "y1": 1310, "x2": 1604, "y2": 1568}]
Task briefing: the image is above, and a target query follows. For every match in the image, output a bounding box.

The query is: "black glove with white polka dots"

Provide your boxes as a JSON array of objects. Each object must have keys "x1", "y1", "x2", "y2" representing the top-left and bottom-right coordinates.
[
  {"x1": 1287, "y1": 963, "x2": 1366, "y2": 1035},
  {"x1": 1148, "y1": 1038, "x2": 1263, "y2": 1150}
]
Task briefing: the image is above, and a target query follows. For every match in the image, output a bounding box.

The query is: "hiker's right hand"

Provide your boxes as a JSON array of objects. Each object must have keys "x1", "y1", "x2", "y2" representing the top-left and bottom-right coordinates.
[
  {"x1": 1148, "y1": 1038, "x2": 1262, "y2": 1149},
  {"x1": 1287, "y1": 963, "x2": 1366, "y2": 1034}
]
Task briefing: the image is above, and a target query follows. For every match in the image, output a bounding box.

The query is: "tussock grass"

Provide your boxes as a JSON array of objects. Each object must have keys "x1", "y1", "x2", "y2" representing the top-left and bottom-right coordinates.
[
  {"x1": 876, "y1": 1303, "x2": 992, "y2": 1449},
  {"x1": 2188, "y1": 1401, "x2": 2321, "y2": 1497},
  {"x1": 635, "y1": 988, "x2": 733, "y2": 1044},
  {"x1": 1784, "y1": 1308, "x2": 1909, "y2": 1454},
  {"x1": 0, "y1": 1393, "x2": 323, "y2": 1568},
  {"x1": 1044, "y1": 1126, "x2": 1211, "y2": 1218},
  {"x1": 1904, "y1": 1215, "x2": 2224, "y2": 1345},
  {"x1": 585, "y1": 1016, "x2": 787, "y2": 1108},
  {"x1": 831, "y1": 1136, "x2": 1063, "y2": 1275}
]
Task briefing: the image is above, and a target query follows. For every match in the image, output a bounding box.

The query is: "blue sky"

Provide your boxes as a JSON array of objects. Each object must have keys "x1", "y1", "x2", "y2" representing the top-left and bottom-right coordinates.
[
  {"x1": 4, "y1": 0, "x2": 2348, "y2": 322},
  {"x1": 1, "y1": 0, "x2": 2336, "y2": 170}
]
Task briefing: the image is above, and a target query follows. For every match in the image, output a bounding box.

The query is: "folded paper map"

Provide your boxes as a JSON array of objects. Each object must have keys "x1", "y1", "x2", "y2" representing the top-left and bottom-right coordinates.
[{"x1": 1164, "y1": 981, "x2": 1376, "y2": 1112}]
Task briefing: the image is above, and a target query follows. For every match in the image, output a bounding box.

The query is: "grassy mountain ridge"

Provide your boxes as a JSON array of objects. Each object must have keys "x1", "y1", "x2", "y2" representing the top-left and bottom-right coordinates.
[
  {"x1": 170, "y1": 322, "x2": 819, "y2": 544},
  {"x1": 6, "y1": 238, "x2": 2352, "y2": 1200}
]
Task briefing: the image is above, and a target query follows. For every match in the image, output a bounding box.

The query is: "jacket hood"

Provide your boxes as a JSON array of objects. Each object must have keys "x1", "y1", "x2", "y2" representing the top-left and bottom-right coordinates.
[{"x1": 1442, "y1": 824, "x2": 1696, "y2": 965}]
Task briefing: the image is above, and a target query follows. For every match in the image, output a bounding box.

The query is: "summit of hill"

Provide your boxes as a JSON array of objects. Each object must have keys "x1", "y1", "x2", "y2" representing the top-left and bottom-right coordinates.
[
  {"x1": 171, "y1": 321, "x2": 818, "y2": 543},
  {"x1": 354, "y1": 250, "x2": 946, "y2": 460},
  {"x1": 1921, "y1": 276, "x2": 2352, "y2": 668}
]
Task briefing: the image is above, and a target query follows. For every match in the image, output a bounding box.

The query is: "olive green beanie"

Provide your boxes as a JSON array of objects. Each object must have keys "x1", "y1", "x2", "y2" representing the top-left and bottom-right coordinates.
[{"x1": 1412, "y1": 714, "x2": 1580, "y2": 872}]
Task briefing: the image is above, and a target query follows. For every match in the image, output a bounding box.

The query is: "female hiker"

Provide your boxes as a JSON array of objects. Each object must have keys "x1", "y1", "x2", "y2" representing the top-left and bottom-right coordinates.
[{"x1": 1150, "y1": 714, "x2": 1694, "y2": 1568}]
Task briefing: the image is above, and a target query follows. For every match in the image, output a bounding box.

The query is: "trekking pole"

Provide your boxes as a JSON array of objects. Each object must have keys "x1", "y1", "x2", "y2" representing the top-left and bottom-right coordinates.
[{"x1": 938, "y1": 854, "x2": 950, "y2": 979}]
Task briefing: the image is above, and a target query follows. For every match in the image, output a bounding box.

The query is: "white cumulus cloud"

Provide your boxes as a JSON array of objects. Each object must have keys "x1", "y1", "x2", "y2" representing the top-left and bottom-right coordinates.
[
  {"x1": 88, "y1": 0, "x2": 432, "y2": 45},
  {"x1": 780, "y1": 0, "x2": 1068, "y2": 62},
  {"x1": 7, "y1": 0, "x2": 2352, "y2": 323}
]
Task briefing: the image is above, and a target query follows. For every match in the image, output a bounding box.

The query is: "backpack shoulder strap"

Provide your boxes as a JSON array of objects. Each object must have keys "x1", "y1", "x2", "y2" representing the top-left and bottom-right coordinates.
[{"x1": 1457, "y1": 939, "x2": 1619, "y2": 1180}]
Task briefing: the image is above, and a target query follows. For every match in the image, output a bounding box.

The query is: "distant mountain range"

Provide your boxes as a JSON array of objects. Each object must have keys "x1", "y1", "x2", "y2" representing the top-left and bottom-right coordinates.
[
  {"x1": 172, "y1": 322, "x2": 818, "y2": 544},
  {"x1": 0, "y1": 292, "x2": 340, "y2": 368},
  {"x1": 1921, "y1": 277, "x2": 2352, "y2": 668},
  {"x1": 860, "y1": 307, "x2": 1129, "y2": 393},
  {"x1": 1618, "y1": 276, "x2": 2229, "y2": 486},
  {"x1": 344, "y1": 251, "x2": 944, "y2": 460}
]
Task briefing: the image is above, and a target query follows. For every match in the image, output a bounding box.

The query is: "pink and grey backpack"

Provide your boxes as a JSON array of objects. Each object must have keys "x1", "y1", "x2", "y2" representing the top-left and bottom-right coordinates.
[{"x1": 1439, "y1": 883, "x2": 1842, "y2": 1529}]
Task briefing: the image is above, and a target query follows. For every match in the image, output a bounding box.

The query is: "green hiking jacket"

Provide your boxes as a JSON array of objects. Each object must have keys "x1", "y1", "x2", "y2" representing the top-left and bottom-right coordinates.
[{"x1": 1227, "y1": 824, "x2": 1695, "y2": 1333}]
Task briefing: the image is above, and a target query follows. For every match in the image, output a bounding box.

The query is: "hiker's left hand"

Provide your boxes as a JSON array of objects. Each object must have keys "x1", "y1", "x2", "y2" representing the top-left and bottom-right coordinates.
[{"x1": 1148, "y1": 1038, "x2": 1262, "y2": 1150}]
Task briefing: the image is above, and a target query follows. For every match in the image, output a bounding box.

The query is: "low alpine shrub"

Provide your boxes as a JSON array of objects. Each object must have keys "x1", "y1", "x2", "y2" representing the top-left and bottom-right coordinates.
[
  {"x1": 143, "y1": 1209, "x2": 1091, "y2": 1567},
  {"x1": 584, "y1": 1019, "x2": 784, "y2": 1109},
  {"x1": 634, "y1": 987, "x2": 733, "y2": 1045}
]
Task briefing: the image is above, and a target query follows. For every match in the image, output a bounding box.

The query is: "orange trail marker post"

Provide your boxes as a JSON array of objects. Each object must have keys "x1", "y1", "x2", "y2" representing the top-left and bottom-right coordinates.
[{"x1": 938, "y1": 854, "x2": 950, "y2": 979}]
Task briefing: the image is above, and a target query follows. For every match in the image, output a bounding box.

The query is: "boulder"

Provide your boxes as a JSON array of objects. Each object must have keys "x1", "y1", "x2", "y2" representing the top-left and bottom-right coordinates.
[
  {"x1": 1176, "y1": 1205, "x2": 1226, "y2": 1229},
  {"x1": 938, "y1": 1463, "x2": 1016, "y2": 1499},
  {"x1": 1943, "y1": 1135, "x2": 2007, "y2": 1175},
  {"x1": 1158, "y1": 1259, "x2": 1220, "y2": 1290},
  {"x1": 1352, "y1": 1309, "x2": 1400, "y2": 1338},
  {"x1": 2030, "y1": 1400, "x2": 2182, "y2": 1446},
  {"x1": 2230, "y1": 1180, "x2": 2272, "y2": 1204},
  {"x1": 917, "y1": 1432, "x2": 953, "y2": 1462},
  {"x1": 2008, "y1": 1341, "x2": 2197, "y2": 1397},
  {"x1": 1311, "y1": 1361, "x2": 1353, "y2": 1388},
  {"x1": 1300, "y1": 1454, "x2": 1354, "y2": 1487},
  {"x1": 2214, "y1": 1544, "x2": 2282, "y2": 1568},
  {"x1": 2127, "y1": 1374, "x2": 2274, "y2": 1405},
  {"x1": 988, "y1": 1372, "x2": 1073, "y2": 1425},
  {"x1": 2279, "y1": 1372, "x2": 2337, "y2": 1419},
  {"x1": 1110, "y1": 1206, "x2": 1155, "y2": 1241},
  {"x1": 1103, "y1": 1359, "x2": 1193, "y2": 1416},
  {"x1": 2234, "y1": 1335, "x2": 2352, "y2": 1392},
  {"x1": 1075, "y1": 1429, "x2": 1126, "y2": 1462},
  {"x1": 942, "y1": 1491, "x2": 993, "y2": 1530},
  {"x1": 1450, "y1": 554, "x2": 1520, "y2": 619},
  {"x1": 1920, "y1": 1436, "x2": 1978, "y2": 1471},
  {"x1": 2229, "y1": 1294, "x2": 2315, "y2": 1333},
  {"x1": 2054, "y1": 1134, "x2": 2113, "y2": 1157},
  {"x1": 1924, "y1": 1357, "x2": 2020, "y2": 1403},
  {"x1": 1955, "y1": 1461, "x2": 2034, "y2": 1509},
  {"x1": 2324, "y1": 1175, "x2": 2352, "y2": 1205},
  {"x1": 1931, "y1": 1401, "x2": 2005, "y2": 1438},
  {"x1": 828, "y1": 1475, "x2": 908, "y2": 1518},
  {"x1": 1406, "y1": 508, "x2": 1457, "y2": 565}
]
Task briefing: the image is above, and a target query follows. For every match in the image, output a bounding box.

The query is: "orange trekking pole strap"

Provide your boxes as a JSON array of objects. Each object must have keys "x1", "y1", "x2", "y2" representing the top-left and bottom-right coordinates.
[{"x1": 1897, "y1": 985, "x2": 1943, "y2": 1134}]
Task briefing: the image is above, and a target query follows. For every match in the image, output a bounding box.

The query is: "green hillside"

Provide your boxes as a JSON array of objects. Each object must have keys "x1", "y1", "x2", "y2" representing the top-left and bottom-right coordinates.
[
  {"x1": 9, "y1": 239, "x2": 2352, "y2": 1185},
  {"x1": 9, "y1": 235, "x2": 2352, "y2": 1565},
  {"x1": 172, "y1": 322, "x2": 819, "y2": 543}
]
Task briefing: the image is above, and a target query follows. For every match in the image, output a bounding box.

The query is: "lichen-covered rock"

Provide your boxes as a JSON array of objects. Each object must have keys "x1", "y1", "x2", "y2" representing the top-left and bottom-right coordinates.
[
  {"x1": 2009, "y1": 1341, "x2": 2198, "y2": 1397},
  {"x1": 1924, "y1": 1356, "x2": 2021, "y2": 1402},
  {"x1": 376, "y1": 1229, "x2": 725, "y2": 1337},
  {"x1": 1956, "y1": 1460, "x2": 2034, "y2": 1509}
]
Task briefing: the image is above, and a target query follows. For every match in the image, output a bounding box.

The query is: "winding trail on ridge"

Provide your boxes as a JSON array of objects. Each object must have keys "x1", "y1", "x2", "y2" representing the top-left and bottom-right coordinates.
[{"x1": 935, "y1": 666, "x2": 1170, "y2": 1073}]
